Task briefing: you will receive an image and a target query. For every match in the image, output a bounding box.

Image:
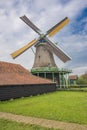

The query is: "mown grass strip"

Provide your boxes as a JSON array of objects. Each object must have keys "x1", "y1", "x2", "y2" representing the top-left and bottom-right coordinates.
[{"x1": 0, "y1": 119, "x2": 59, "y2": 130}]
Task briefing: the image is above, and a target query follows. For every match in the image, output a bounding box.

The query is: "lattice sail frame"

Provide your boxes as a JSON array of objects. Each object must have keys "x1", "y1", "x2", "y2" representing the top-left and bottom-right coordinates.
[{"x1": 11, "y1": 15, "x2": 71, "y2": 63}]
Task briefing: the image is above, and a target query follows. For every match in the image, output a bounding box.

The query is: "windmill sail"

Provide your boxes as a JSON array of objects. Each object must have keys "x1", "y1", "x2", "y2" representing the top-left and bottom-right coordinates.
[
  {"x1": 11, "y1": 39, "x2": 37, "y2": 59},
  {"x1": 20, "y1": 15, "x2": 41, "y2": 35},
  {"x1": 44, "y1": 37, "x2": 71, "y2": 62},
  {"x1": 47, "y1": 17, "x2": 69, "y2": 37}
]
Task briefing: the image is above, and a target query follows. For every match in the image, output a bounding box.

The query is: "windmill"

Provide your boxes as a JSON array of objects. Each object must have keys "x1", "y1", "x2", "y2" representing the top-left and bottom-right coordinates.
[
  {"x1": 11, "y1": 15, "x2": 71, "y2": 87},
  {"x1": 11, "y1": 15, "x2": 71, "y2": 69}
]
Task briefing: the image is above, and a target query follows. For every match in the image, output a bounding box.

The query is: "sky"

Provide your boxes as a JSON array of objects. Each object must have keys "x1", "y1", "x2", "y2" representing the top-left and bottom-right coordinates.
[{"x1": 0, "y1": 0, "x2": 87, "y2": 76}]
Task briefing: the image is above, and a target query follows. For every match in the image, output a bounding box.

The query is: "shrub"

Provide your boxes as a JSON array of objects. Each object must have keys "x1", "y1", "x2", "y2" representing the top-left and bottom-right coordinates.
[{"x1": 77, "y1": 73, "x2": 87, "y2": 86}]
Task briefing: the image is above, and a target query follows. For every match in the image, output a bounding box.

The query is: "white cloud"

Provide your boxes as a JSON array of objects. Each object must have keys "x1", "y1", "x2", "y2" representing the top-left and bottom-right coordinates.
[{"x1": 71, "y1": 66, "x2": 87, "y2": 76}]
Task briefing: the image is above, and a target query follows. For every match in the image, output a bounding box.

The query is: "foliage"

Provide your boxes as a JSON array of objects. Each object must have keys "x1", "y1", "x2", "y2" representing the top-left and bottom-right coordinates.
[
  {"x1": 77, "y1": 73, "x2": 87, "y2": 85},
  {"x1": 0, "y1": 91, "x2": 87, "y2": 124}
]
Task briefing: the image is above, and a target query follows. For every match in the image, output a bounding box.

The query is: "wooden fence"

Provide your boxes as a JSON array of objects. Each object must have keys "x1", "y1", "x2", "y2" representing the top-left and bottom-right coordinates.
[{"x1": 0, "y1": 83, "x2": 56, "y2": 101}]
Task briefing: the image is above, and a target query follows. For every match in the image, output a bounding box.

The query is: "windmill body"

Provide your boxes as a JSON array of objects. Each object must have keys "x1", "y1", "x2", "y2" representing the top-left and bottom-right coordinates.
[
  {"x1": 11, "y1": 15, "x2": 72, "y2": 87},
  {"x1": 33, "y1": 42, "x2": 57, "y2": 68}
]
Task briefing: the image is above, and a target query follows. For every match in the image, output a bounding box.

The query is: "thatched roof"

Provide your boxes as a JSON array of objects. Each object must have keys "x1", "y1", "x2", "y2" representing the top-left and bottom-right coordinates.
[{"x1": 0, "y1": 61, "x2": 52, "y2": 85}]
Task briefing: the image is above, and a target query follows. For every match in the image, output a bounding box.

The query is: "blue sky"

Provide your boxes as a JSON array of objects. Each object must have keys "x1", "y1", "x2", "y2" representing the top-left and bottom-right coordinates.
[{"x1": 0, "y1": 0, "x2": 87, "y2": 75}]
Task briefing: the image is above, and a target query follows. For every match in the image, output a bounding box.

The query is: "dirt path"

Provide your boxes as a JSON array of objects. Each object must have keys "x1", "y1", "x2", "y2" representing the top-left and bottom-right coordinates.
[{"x1": 0, "y1": 112, "x2": 87, "y2": 130}]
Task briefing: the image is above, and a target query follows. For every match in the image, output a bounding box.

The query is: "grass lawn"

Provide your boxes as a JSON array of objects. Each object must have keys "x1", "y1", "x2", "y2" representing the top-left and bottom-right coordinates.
[
  {"x1": 0, "y1": 119, "x2": 58, "y2": 130},
  {"x1": 68, "y1": 87, "x2": 87, "y2": 91},
  {"x1": 0, "y1": 91, "x2": 87, "y2": 125}
]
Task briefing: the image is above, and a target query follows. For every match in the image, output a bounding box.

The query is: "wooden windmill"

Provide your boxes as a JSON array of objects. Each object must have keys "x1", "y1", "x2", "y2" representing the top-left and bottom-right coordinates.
[{"x1": 11, "y1": 15, "x2": 71, "y2": 69}]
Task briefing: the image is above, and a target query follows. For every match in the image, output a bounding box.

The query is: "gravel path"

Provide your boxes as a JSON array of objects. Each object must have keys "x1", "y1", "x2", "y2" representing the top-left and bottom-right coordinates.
[{"x1": 0, "y1": 112, "x2": 87, "y2": 130}]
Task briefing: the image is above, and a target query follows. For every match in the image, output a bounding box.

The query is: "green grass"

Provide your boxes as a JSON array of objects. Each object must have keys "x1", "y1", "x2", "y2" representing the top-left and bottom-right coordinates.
[
  {"x1": 60, "y1": 87, "x2": 87, "y2": 91},
  {"x1": 71, "y1": 88, "x2": 87, "y2": 91},
  {"x1": 0, "y1": 91, "x2": 87, "y2": 124},
  {"x1": 0, "y1": 119, "x2": 58, "y2": 130},
  {"x1": 68, "y1": 87, "x2": 87, "y2": 90}
]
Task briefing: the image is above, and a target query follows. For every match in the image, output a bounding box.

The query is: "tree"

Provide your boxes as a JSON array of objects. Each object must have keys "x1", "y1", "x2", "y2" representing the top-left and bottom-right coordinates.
[{"x1": 77, "y1": 73, "x2": 87, "y2": 85}]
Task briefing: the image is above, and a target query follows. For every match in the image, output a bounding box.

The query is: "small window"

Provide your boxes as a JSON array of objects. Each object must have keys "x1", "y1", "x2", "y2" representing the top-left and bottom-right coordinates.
[{"x1": 39, "y1": 55, "x2": 40, "y2": 59}]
